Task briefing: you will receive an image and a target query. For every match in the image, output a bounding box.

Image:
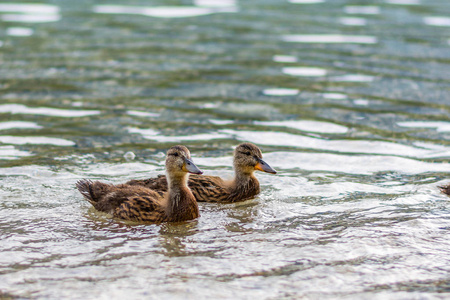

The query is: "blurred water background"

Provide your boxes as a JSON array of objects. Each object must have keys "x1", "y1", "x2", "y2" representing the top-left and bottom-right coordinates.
[{"x1": 0, "y1": 0, "x2": 450, "y2": 299}]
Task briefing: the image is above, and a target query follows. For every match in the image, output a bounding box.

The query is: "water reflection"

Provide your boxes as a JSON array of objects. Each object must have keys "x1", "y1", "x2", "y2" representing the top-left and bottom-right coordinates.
[
  {"x1": 0, "y1": 104, "x2": 101, "y2": 117},
  {"x1": 344, "y1": 6, "x2": 380, "y2": 15},
  {"x1": 126, "y1": 110, "x2": 160, "y2": 118},
  {"x1": 262, "y1": 88, "x2": 299, "y2": 96},
  {"x1": 254, "y1": 120, "x2": 348, "y2": 134},
  {"x1": 0, "y1": 136, "x2": 75, "y2": 146},
  {"x1": 272, "y1": 55, "x2": 298, "y2": 63},
  {"x1": 423, "y1": 16, "x2": 450, "y2": 27},
  {"x1": 6, "y1": 27, "x2": 33, "y2": 36},
  {"x1": 339, "y1": 17, "x2": 367, "y2": 26},
  {"x1": 128, "y1": 127, "x2": 230, "y2": 143},
  {"x1": 193, "y1": 0, "x2": 237, "y2": 7},
  {"x1": 282, "y1": 34, "x2": 377, "y2": 44},
  {"x1": 93, "y1": 5, "x2": 237, "y2": 18},
  {"x1": 331, "y1": 74, "x2": 375, "y2": 82},
  {"x1": 282, "y1": 67, "x2": 327, "y2": 77},
  {"x1": 1, "y1": 0, "x2": 450, "y2": 298},
  {"x1": 265, "y1": 151, "x2": 450, "y2": 175},
  {"x1": 0, "y1": 121, "x2": 41, "y2": 130},
  {"x1": 385, "y1": 0, "x2": 420, "y2": 4},
  {"x1": 0, "y1": 145, "x2": 31, "y2": 160},
  {"x1": 322, "y1": 93, "x2": 348, "y2": 100},
  {"x1": 219, "y1": 130, "x2": 450, "y2": 158},
  {"x1": 0, "y1": 3, "x2": 60, "y2": 23},
  {"x1": 288, "y1": 0, "x2": 325, "y2": 3},
  {"x1": 397, "y1": 121, "x2": 450, "y2": 132}
]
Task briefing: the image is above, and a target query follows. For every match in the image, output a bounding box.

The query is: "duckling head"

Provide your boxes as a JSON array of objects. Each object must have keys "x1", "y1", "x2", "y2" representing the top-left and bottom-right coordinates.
[
  {"x1": 165, "y1": 145, "x2": 203, "y2": 177},
  {"x1": 233, "y1": 143, "x2": 277, "y2": 175}
]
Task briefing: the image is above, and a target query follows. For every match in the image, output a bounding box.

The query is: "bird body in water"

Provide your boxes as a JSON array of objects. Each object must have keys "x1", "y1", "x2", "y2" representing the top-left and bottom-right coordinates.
[
  {"x1": 76, "y1": 145, "x2": 203, "y2": 223},
  {"x1": 126, "y1": 143, "x2": 277, "y2": 203},
  {"x1": 439, "y1": 184, "x2": 450, "y2": 196}
]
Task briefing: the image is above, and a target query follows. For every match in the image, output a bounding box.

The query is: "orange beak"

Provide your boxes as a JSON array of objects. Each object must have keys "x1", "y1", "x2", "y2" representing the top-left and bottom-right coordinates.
[{"x1": 254, "y1": 159, "x2": 277, "y2": 174}]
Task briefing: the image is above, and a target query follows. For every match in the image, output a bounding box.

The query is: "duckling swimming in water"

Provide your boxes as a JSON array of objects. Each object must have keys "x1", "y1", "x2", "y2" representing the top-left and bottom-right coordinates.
[
  {"x1": 76, "y1": 145, "x2": 203, "y2": 223},
  {"x1": 126, "y1": 143, "x2": 277, "y2": 203}
]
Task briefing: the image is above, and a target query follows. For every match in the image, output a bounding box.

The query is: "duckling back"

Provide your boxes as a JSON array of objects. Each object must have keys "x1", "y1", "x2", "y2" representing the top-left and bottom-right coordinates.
[
  {"x1": 126, "y1": 174, "x2": 258, "y2": 203},
  {"x1": 76, "y1": 179, "x2": 162, "y2": 216}
]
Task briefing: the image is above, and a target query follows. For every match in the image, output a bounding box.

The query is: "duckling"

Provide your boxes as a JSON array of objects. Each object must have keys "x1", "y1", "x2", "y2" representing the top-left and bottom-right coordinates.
[
  {"x1": 126, "y1": 143, "x2": 277, "y2": 203},
  {"x1": 439, "y1": 184, "x2": 450, "y2": 196},
  {"x1": 76, "y1": 145, "x2": 203, "y2": 223}
]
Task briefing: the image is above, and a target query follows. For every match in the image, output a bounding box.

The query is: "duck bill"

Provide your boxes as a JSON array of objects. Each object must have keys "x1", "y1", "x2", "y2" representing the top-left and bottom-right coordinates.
[
  {"x1": 254, "y1": 159, "x2": 277, "y2": 174},
  {"x1": 182, "y1": 158, "x2": 203, "y2": 175}
]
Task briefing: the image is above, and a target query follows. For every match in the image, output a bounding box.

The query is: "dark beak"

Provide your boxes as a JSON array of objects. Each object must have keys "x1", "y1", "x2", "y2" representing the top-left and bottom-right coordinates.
[
  {"x1": 183, "y1": 158, "x2": 203, "y2": 175},
  {"x1": 254, "y1": 158, "x2": 277, "y2": 174}
]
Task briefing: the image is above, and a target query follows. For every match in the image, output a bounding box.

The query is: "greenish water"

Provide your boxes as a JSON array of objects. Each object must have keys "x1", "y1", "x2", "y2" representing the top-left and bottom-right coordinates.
[{"x1": 0, "y1": 0, "x2": 449, "y2": 299}]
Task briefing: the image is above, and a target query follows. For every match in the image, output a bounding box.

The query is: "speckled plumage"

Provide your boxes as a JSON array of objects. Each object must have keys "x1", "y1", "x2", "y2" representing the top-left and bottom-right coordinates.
[
  {"x1": 76, "y1": 145, "x2": 202, "y2": 223},
  {"x1": 126, "y1": 143, "x2": 276, "y2": 203}
]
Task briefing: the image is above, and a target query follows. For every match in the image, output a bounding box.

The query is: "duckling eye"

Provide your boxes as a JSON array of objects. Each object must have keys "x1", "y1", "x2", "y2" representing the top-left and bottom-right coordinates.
[
  {"x1": 169, "y1": 153, "x2": 179, "y2": 157},
  {"x1": 241, "y1": 151, "x2": 251, "y2": 156}
]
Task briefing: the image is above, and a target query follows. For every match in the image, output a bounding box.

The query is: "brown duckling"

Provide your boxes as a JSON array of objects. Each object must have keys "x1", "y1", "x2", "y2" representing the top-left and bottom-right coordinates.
[
  {"x1": 439, "y1": 184, "x2": 450, "y2": 196},
  {"x1": 76, "y1": 145, "x2": 203, "y2": 223},
  {"x1": 126, "y1": 142, "x2": 277, "y2": 203}
]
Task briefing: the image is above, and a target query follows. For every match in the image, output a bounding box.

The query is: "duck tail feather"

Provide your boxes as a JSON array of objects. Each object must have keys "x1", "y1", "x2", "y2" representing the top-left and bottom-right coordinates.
[{"x1": 76, "y1": 179, "x2": 96, "y2": 203}]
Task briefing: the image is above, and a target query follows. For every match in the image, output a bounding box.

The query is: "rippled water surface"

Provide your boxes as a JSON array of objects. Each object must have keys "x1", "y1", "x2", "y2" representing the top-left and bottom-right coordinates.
[{"x1": 1, "y1": 0, "x2": 450, "y2": 299}]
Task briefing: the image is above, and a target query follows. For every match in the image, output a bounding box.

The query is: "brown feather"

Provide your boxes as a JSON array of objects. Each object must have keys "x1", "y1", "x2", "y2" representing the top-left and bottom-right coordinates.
[
  {"x1": 76, "y1": 145, "x2": 200, "y2": 224},
  {"x1": 126, "y1": 143, "x2": 274, "y2": 203}
]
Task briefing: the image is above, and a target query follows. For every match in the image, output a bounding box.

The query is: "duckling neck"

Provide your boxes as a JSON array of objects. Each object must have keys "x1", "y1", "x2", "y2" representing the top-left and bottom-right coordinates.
[
  {"x1": 229, "y1": 171, "x2": 260, "y2": 201},
  {"x1": 166, "y1": 174, "x2": 199, "y2": 221}
]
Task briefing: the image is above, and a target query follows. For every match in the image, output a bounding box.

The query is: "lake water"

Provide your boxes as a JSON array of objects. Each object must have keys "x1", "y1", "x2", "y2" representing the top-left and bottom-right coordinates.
[{"x1": 1, "y1": 0, "x2": 450, "y2": 299}]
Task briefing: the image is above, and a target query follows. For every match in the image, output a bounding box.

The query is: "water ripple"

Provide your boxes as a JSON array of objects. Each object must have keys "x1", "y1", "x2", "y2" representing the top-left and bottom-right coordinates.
[
  {"x1": 93, "y1": 5, "x2": 237, "y2": 18},
  {"x1": 282, "y1": 34, "x2": 378, "y2": 44},
  {"x1": 0, "y1": 104, "x2": 101, "y2": 118}
]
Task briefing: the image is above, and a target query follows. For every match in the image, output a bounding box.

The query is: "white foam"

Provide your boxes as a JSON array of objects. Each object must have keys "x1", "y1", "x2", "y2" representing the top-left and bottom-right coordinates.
[
  {"x1": 254, "y1": 120, "x2": 348, "y2": 134},
  {"x1": 283, "y1": 34, "x2": 377, "y2": 44},
  {"x1": 282, "y1": 67, "x2": 327, "y2": 77},
  {"x1": 0, "y1": 104, "x2": 101, "y2": 117},
  {"x1": 0, "y1": 136, "x2": 75, "y2": 146}
]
